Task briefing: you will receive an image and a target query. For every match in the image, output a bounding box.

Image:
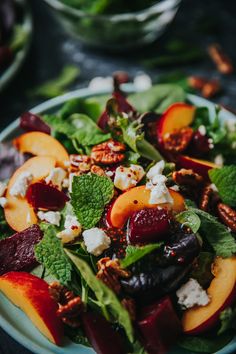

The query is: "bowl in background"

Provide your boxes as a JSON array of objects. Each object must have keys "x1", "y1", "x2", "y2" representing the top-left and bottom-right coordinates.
[{"x1": 42, "y1": 0, "x2": 182, "y2": 51}]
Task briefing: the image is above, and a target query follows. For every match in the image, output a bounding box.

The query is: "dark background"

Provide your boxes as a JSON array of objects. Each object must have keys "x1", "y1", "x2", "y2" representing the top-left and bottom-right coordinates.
[{"x1": 0, "y1": 0, "x2": 236, "y2": 353}]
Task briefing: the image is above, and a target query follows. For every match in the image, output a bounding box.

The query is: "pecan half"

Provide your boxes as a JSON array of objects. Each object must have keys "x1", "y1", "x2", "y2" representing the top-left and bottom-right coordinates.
[
  {"x1": 217, "y1": 203, "x2": 236, "y2": 232},
  {"x1": 163, "y1": 127, "x2": 193, "y2": 153},
  {"x1": 188, "y1": 76, "x2": 221, "y2": 98},
  {"x1": 97, "y1": 257, "x2": 131, "y2": 294},
  {"x1": 172, "y1": 169, "x2": 203, "y2": 187},
  {"x1": 90, "y1": 164, "x2": 105, "y2": 176},
  {"x1": 49, "y1": 282, "x2": 83, "y2": 328},
  {"x1": 70, "y1": 154, "x2": 91, "y2": 172},
  {"x1": 199, "y1": 185, "x2": 214, "y2": 211},
  {"x1": 91, "y1": 139, "x2": 125, "y2": 165}
]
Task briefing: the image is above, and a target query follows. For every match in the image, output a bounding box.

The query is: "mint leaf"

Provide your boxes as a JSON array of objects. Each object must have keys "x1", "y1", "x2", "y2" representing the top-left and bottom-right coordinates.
[
  {"x1": 30, "y1": 66, "x2": 80, "y2": 98},
  {"x1": 176, "y1": 210, "x2": 201, "y2": 233},
  {"x1": 190, "y1": 252, "x2": 214, "y2": 288},
  {"x1": 35, "y1": 224, "x2": 72, "y2": 285},
  {"x1": 128, "y1": 84, "x2": 186, "y2": 114},
  {"x1": 190, "y1": 208, "x2": 236, "y2": 258},
  {"x1": 218, "y1": 307, "x2": 236, "y2": 335},
  {"x1": 121, "y1": 243, "x2": 163, "y2": 268},
  {"x1": 71, "y1": 174, "x2": 114, "y2": 229},
  {"x1": 65, "y1": 250, "x2": 134, "y2": 343},
  {"x1": 209, "y1": 166, "x2": 236, "y2": 207},
  {"x1": 178, "y1": 332, "x2": 234, "y2": 353}
]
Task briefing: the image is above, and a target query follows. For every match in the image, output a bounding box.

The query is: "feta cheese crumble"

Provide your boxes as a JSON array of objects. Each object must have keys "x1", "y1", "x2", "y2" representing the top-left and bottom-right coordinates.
[
  {"x1": 57, "y1": 214, "x2": 81, "y2": 244},
  {"x1": 37, "y1": 211, "x2": 61, "y2": 226},
  {"x1": 214, "y1": 154, "x2": 224, "y2": 167},
  {"x1": 146, "y1": 160, "x2": 173, "y2": 205},
  {"x1": 83, "y1": 228, "x2": 111, "y2": 256},
  {"x1": 114, "y1": 164, "x2": 145, "y2": 191},
  {"x1": 0, "y1": 182, "x2": 7, "y2": 197},
  {"x1": 0, "y1": 197, "x2": 7, "y2": 208},
  {"x1": 10, "y1": 171, "x2": 33, "y2": 198},
  {"x1": 45, "y1": 168, "x2": 67, "y2": 190},
  {"x1": 176, "y1": 278, "x2": 210, "y2": 309},
  {"x1": 198, "y1": 125, "x2": 206, "y2": 136}
]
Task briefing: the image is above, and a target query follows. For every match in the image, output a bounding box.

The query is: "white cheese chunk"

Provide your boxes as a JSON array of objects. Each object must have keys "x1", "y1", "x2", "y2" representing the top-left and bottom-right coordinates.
[
  {"x1": 0, "y1": 197, "x2": 7, "y2": 208},
  {"x1": 37, "y1": 211, "x2": 61, "y2": 226},
  {"x1": 83, "y1": 228, "x2": 111, "y2": 256},
  {"x1": 147, "y1": 160, "x2": 165, "y2": 181},
  {"x1": 10, "y1": 171, "x2": 33, "y2": 198},
  {"x1": 198, "y1": 125, "x2": 206, "y2": 136},
  {"x1": 176, "y1": 278, "x2": 210, "y2": 309},
  {"x1": 114, "y1": 164, "x2": 145, "y2": 191},
  {"x1": 57, "y1": 214, "x2": 81, "y2": 244},
  {"x1": 146, "y1": 161, "x2": 173, "y2": 205},
  {"x1": 69, "y1": 173, "x2": 76, "y2": 193},
  {"x1": 0, "y1": 182, "x2": 7, "y2": 197},
  {"x1": 45, "y1": 168, "x2": 67, "y2": 190},
  {"x1": 214, "y1": 154, "x2": 224, "y2": 167}
]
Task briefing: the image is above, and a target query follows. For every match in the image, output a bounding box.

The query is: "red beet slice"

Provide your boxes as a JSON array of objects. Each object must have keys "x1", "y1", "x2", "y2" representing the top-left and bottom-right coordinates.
[
  {"x1": 26, "y1": 182, "x2": 69, "y2": 211},
  {"x1": 20, "y1": 112, "x2": 51, "y2": 135},
  {"x1": 0, "y1": 225, "x2": 43, "y2": 275},
  {"x1": 137, "y1": 296, "x2": 182, "y2": 354},
  {"x1": 81, "y1": 312, "x2": 126, "y2": 354},
  {"x1": 128, "y1": 208, "x2": 171, "y2": 245}
]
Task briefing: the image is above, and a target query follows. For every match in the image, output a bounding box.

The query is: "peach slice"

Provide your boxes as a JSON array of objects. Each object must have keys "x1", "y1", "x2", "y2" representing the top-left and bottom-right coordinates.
[
  {"x1": 109, "y1": 186, "x2": 185, "y2": 228},
  {"x1": 178, "y1": 155, "x2": 219, "y2": 179},
  {"x1": 0, "y1": 272, "x2": 64, "y2": 345},
  {"x1": 13, "y1": 132, "x2": 69, "y2": 167},
  {"x1": 4, "y1": 156, "x2": 56, "y2": 232},
  {"x1": 157, "y1": 103, "x2": 196, "y2": 142},
  {"x1": 182, "y1": 257, "x2": 236, "y2": 334}
]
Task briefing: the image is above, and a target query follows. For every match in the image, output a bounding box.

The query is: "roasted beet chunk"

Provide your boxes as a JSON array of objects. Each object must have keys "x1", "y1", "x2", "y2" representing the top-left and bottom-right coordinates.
[
  {"x1": 26, "y1": 182, "x2": 69, "y2": 211},
  {"x1": 128, "y1": 208, "x2": 171, "y2": 245},
  {"x1": 81, "y1": 311, "x2": 126, "y2": 354},
  {"x1": 0, "y1": 225, "x2": 43, "y2": 275},
  {"x1": 20, "y1": 112, "x2": 51, "y2": 135},
  {"x1": 137, "y1": 296, "x2": 182, "y2": 354}
]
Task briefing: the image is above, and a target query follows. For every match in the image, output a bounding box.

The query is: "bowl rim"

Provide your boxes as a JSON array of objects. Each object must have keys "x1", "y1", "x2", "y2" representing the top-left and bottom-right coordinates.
[
  {"x1": 42, "y1": 0, "x2": 182, "y2": 21},
  {"x1": 0, "y1": 0, "x2": 33, "y2": 92}
]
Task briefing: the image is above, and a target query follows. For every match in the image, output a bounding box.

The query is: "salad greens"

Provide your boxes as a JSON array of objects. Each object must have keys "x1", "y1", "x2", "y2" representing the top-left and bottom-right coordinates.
[{"x1": 1, "y1": 82, "x2": 236, "y2": 354}]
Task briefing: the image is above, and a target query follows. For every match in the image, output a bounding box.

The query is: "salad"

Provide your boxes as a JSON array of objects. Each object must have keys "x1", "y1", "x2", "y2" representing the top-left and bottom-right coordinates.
[
  {"x1": 0, "y1": 83, "x2": 236, "y2": 354},
  {"x1": 0, "y1": 0, "x2": 30, "y2": 80}
]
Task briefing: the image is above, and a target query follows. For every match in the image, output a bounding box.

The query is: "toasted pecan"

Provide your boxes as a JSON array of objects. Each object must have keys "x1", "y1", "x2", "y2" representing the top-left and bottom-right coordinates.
[
  {"x1": 217, "y1": 203, "x2": 236, "y2": 232},
  {"x1": 91, "y1": 139, "x2": 125, "y2": 165}
]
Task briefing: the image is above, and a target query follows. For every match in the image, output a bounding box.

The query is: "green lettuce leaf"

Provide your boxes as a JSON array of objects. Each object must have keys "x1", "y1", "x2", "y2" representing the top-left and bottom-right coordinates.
[
  {"x1": 65, "y1": 250, "x2": 134, "y2": 343},
  {"x1": 121, "y1": 243, "x2": 163, "y2": 268},
  {"x1": 176, "y1": 210, "x2": 201, "y2": 233}
]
